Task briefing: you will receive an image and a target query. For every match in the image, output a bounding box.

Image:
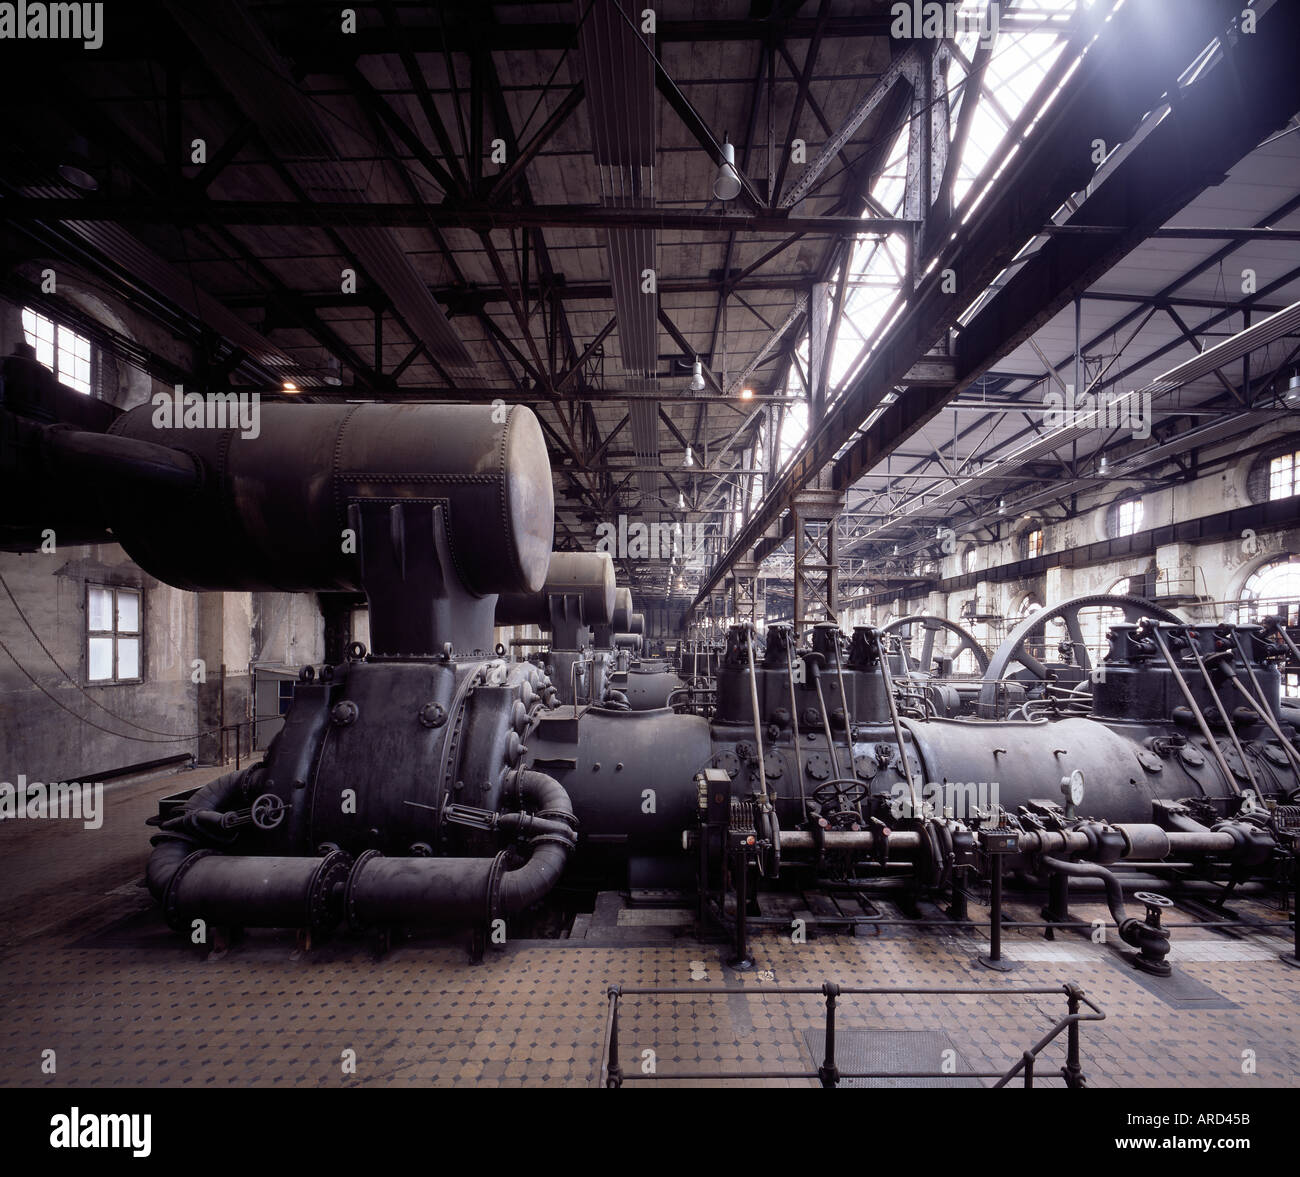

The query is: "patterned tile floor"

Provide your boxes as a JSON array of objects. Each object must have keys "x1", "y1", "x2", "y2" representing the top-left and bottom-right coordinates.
[{"x1": 1, "y1": 766, "x2": 1298, "y2": 1089}]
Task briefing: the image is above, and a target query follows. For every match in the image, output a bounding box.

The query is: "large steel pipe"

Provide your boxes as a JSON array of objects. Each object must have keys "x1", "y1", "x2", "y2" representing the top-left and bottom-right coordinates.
[
  {"x1": 106, "y1": 403, "x2": 553, "y2": 594},
  {"x1": 611, "y1": 587, "x2": 633, "y2": 633},
  {"x1": 162, "y1": 850, "x2": 351, "y2": 932},
  {"x1": 495, "y1": 551, "x2": 617, "y2": 627}
]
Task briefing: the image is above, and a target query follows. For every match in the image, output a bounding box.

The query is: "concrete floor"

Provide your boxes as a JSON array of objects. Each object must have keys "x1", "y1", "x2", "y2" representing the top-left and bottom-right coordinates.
[{"x1": 1, "y1": 765, "x2": 1298, "y2": 1089}]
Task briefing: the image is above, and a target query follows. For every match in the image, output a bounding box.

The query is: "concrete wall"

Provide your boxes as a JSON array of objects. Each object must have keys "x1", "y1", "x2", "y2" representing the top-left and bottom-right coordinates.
[{"x1": 0, "y1": 545, "x2": 200, "y2": 780}]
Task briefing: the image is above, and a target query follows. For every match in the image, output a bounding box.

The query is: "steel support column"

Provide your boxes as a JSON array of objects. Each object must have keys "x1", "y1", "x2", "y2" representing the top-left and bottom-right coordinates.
[
  {"x1": 792, "y1": 489, "x2": 845, "y2": 636},
  {"x1": 730, "y1": 561, "x2": 765, "y2": 626}
]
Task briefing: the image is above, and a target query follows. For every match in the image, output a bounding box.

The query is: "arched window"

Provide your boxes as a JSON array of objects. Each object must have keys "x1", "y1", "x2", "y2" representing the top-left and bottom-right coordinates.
[
  {"x1": 1235, "y1": 558, "x2": 1300, "y2": 627},
  {"x1": 1016, "y1": 594, "x2": 1044, "y2": 660},
  {"x1": 1237, "y1": 558, "x2": 1300, "y2": 695}
]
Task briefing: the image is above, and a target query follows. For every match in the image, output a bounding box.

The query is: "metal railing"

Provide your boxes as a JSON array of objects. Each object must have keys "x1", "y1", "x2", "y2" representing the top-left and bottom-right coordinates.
[{"x1": 600, "y1": 980, "x2": 1104, "y2": 1089}]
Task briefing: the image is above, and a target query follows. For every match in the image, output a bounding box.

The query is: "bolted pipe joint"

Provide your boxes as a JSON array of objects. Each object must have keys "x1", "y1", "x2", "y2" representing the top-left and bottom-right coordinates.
[
  {"x1": 1075, "y1": 821, "x2": 1127, "y2": 866},
  {"x1": 1211, "y1": 819, "x2": 1275, "y2": 867}
]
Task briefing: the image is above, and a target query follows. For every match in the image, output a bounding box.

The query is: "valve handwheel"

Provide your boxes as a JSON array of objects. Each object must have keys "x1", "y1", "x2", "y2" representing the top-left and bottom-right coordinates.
[
  {"x1": 251, "y1": 793, "x2": 288, "y2": 831},
  {"x1": 812, "y1": 779, "x2": 869, "y2": 809},
  {"x1": 1133, "y1": 891, "x2": 1173, "y2": 908}
]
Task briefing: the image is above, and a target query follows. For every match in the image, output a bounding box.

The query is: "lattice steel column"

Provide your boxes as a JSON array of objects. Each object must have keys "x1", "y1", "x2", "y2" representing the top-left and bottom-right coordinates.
[
  {"x1": 730, "y1": 561, "x2": 764, "y2": 627},
  {"x1": 707, "y1": 591, "x2": 728, "y2": 638},
  {"x1": 792, "y1": 489, "x2": 844, "y2": 638}
]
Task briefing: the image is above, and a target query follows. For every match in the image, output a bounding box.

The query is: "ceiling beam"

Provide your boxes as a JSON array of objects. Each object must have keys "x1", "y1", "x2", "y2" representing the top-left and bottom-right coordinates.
[
  {"x1": 691, "y1": 0, "x2": 1258, "y2": 609},
  {"x1": 1, "y1": 199, "x2": 914, "y2": 236}
]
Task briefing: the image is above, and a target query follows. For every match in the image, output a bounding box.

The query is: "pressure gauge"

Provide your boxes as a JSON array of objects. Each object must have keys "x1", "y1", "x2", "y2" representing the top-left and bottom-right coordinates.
[{"x1": 1061, "y1": 770, "x2": 1085, "y2": 808}]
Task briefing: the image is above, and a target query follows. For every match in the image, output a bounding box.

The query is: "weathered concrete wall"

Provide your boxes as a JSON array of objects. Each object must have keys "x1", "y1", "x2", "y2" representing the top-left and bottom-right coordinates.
[
  {"x1": 0, "y1": 545, "x2": 200, "y2": 780},
  {"x1": 252, "y1": 593, "x2": 325, "y2": 669}
]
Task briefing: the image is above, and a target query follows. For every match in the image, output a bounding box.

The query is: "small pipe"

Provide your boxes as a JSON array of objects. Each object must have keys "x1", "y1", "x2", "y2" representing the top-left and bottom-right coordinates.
[
  {"x1": 1040, "y1": 855, "x2": 1130, "y2": 928},
  {"x1": 831, "y1": 636, "x2": 854, "y2": 736},
  {"x1": 1180, "y1": 627, "x2": 1260, "y2": 795},
  {"x1": 1148, "y1": 625, "x2": 1240, "y2": 795},
  {"x1": 785, "y1": 640, "x2": 809, "y2": 823},
  {"x1": 808, "y1": 660, "x2": 842, "y2": 780},
  {"x1": 1226, "y1": 630, "x2": 1300, "y2": 776},
  {"x1": 744, "y1": 627, "x2": 770, "y2": 808},
  {"x1": 876, "y1": 636, "x2": 920, "y2": 819}
]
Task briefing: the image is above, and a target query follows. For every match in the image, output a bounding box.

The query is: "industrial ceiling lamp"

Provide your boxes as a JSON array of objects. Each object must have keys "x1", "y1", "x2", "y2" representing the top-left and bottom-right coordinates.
[
  {"x1": 1097, "y1": 454, "x2": 1109, "y2": 475},
  {"x1": 997, "y1": 498, "x2": 1006, "y2": 515},
  {"x1": 713, "y1": 135, "x2": 742, "y2": 202},
  {"x1": 689, "y1": 358, "x2": 706, "y2": 392},
  {"x1": 1285, "y1": 369, "x2": 1300, "y2": 407},
  {"x1": 56, "y1": 135, "x2": 99, "y2": 191},
  {"x1": 683, "y1": 444, "x2": 694, "y2": 467},
  {"x1": 678, "y1": 491, "x2": 686, "y2": 509}
]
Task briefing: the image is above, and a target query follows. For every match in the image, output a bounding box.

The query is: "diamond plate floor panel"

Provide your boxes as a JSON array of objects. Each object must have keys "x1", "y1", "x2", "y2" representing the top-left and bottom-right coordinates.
[{"x1": 2, "y1": 765, "x2": 1299, "y2": 1089}]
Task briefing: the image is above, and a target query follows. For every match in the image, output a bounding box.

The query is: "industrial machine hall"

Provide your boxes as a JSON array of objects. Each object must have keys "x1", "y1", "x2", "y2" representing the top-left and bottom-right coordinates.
[{"x1": 3, "y1": 0, "x2": 1300, "y2": 1122}]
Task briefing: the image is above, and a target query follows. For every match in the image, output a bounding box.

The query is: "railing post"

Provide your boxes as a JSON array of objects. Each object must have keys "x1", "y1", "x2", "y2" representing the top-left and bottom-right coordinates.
[
  {"x1": 948, "y1": 866, "x2": 968, "y2": 923},
  {"x1": 1043, "y1": 870, "x2": 1069, "y2": 940},
  {"x1": 731, "y1": 847, "x2": 753, "y2": 970},
  {"x1": 978, "y1": 834, "x2": 1016, "y2": 972},
  {"x1": 1061, "y1": 983, "x2": 1085, "y2": 1089},
  {"x1": 605, "y1": 986, "x2": 624, "y2": 1089},
  {"x1": 1280, "y1": 836, "x2": 1299, "y2": 968},
  {"x1": 1022, "y1": 1050, "x2": 1035, "y2": 1088},
  {"x1": 818, "y1": 981, "x2": 840, "y2": 1088}
]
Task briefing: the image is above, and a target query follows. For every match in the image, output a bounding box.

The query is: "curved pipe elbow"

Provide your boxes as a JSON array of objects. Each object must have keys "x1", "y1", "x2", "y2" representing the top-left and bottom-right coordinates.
[
  {"x1": 346, "y1": 772, "x2": 577, "y2": 929},
  {"x1": 515, "y1": 769, "x2": 577, "y2": 830},
  {"x1": 499, "y1": 837, "x2": 573, "y2": 913},
  {"x1": 145, "y1": 765, "x2": 260, "y2": 901},
  {"x1": 145, "y1": 836, "x2": 192, "y2": 902},
  {"x1": 1040, "y1": 854, "x2": 1130, "y2": 927}
]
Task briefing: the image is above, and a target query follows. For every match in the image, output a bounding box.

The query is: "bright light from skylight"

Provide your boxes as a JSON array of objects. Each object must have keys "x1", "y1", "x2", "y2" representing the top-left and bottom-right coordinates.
[{"x1": 770, "y1": 1, "x2": 1097, "y2": 480}]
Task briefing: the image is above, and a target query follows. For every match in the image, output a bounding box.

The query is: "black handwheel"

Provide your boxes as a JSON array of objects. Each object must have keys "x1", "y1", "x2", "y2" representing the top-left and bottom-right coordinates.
[
  {"x1": 251, "y1": 793, "x2": 287, "y2": 831},
  {"x1": 1133, "y1": 891, "x2": 1173, "y2": 908},
  {"x1": 812, "y1": 779, "x2": 869, "y2": 808}
]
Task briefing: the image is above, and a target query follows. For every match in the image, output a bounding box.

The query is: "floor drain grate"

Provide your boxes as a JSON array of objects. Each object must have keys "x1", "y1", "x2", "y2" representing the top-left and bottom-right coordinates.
[{"x1": 802, "y1": 1029, "x2": 984, "y2": 1088}]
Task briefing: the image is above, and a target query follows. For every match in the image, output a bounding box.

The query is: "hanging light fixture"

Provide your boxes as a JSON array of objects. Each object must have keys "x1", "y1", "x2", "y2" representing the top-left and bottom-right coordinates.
[
  {"x1": 689, "y1": 358, "x2": 706, "y2": 392},
  {"x1": 57, "y1": 135, "x2": 99, "y2": 191},
  {"x1": 683, "y1": 444, "x2": 694, "y2": 467},
  {"x1": 713, "y1": 136, "x2": 742, "y2": 202},
  {"x1": 997, "y1": 498, "x2": 1006, "y2": 515},
  {"x1": 678, "y1": 491, "x2": 686, "y2": 510},
  {"x1": 1097, "y1": 454, "x2": 1109, "y2": 475}
]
